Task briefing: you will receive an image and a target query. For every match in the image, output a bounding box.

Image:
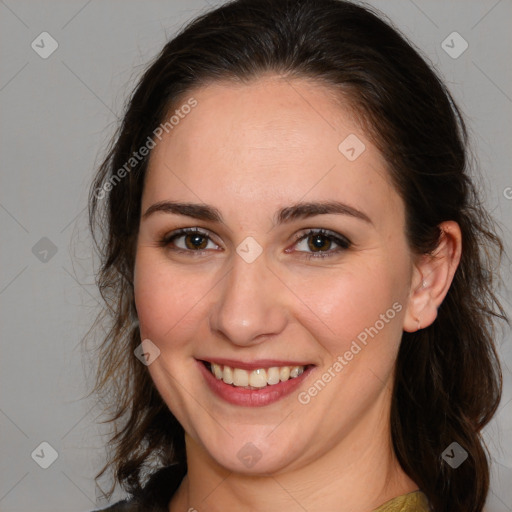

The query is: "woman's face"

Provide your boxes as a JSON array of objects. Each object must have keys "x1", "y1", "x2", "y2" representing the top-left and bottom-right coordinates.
[{"x1": 134, "y1": 75, "x2": 417, "y2": 474}]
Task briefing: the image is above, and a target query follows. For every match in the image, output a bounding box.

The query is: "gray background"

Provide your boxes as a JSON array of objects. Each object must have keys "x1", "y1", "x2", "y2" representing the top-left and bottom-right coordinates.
[{"x1": 1, "y1": 0, "x2": 511, "y2": 510}]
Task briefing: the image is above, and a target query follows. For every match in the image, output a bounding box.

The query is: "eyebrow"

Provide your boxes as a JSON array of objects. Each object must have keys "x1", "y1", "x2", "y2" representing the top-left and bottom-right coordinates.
[{"x1": 142, "y1": 200, "x2": 372, "y2": 225}]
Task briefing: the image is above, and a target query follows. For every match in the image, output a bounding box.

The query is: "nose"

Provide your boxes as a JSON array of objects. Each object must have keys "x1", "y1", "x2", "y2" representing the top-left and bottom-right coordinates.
[{"x1": 208, "y1": 253, "x2": 288, "y2": 347}]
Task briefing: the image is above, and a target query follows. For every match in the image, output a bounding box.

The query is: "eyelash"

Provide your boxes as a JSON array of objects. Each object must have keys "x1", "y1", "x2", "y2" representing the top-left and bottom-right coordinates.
[{"x1": 159, "y1": 227, "x2": 351, "y2": 259}]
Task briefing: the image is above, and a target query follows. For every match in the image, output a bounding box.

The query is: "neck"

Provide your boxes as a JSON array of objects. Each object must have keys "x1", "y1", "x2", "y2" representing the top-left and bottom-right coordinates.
[{"x1": 169, "y1": 393, "x2": 417, "y2": 511}]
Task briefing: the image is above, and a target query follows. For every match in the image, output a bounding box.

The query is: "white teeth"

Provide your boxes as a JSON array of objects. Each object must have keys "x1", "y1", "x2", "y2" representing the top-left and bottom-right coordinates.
[
  {"x1": 222, "y1": 365, "x2": 233, "y2": 385},
  {"x1": 233, "y1": 368, "x2": 249, "y2": 387},
  {"x1": 207, "y1": 363, "x2": 306, "y2": 388},
  {"x1": 290, "y1": 366, "x2": 303, "y2": 378},
  {"x1": 212, "y1": 363, "x2": 223, "y2": 379},
  {"x1": 249, "y1": 369, "x2": 267, "y2": 388},
  {"x1": 267, "y1": 367, "x2": 280, "y2": 385}
]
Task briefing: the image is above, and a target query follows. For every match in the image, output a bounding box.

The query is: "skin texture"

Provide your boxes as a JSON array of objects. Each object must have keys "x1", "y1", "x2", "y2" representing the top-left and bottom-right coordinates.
[{"x1": 133, "y1": 75, "x2": 462, "y2": 511}]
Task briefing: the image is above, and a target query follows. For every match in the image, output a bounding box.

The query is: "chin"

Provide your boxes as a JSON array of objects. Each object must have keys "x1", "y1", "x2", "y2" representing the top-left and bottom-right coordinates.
[{"x1": 196, "y1": 429, "x2": 305, "y2": 475}]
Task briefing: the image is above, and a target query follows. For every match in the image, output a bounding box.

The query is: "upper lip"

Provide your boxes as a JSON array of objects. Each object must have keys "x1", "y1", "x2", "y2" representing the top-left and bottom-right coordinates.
[{"x1": 199, "y1": 358, "x2": 313, "y2": 371}]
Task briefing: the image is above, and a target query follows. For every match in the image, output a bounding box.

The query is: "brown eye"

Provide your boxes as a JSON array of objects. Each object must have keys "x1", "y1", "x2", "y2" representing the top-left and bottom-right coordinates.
[
  {"x1": 307, "y1": 233, "x2": 333, "y2": 252},
  {"x1": 160, "y1": 228, "x2": 219, "y2": 253},
  {"x1": 294, "y1": 229, "x2": 351, "y2": 259},
  {"x1": 184, "y1": 232, "x2": 208, "y2": 250}
]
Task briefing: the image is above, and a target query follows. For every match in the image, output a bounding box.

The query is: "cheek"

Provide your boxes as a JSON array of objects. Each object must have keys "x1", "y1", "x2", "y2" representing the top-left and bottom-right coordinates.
[
  {"x1": 281, "y1": 259, "x2": 407, "y2": 359},
  {"x1": 133, "y1": 249, "x2": 208, "y2": 345}
]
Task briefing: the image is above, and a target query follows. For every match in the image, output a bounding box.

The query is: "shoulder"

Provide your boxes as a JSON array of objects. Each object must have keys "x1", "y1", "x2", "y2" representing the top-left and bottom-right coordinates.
[
  {"x1": 372, "y1": 490, "x2": 430, "y2": 512},
  {"x1": 90, "y1": 463, "x2": 187, "y2": 512}
]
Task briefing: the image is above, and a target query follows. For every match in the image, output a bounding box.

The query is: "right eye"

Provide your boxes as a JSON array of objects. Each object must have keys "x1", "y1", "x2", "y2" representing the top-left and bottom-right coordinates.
[{"x1": 160, "y1": 228, "x2": 221, "y2": 254}]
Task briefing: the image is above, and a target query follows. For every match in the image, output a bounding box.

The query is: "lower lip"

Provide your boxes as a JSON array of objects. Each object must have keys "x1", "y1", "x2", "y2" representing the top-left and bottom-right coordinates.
[{"x1": 197, "y1": 360, "x2": 314, "y2": 407}]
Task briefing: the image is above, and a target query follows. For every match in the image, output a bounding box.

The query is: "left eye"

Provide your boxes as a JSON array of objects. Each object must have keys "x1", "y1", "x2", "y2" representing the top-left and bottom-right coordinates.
[{"x1": 292, "y1": 229, "x2": 351, "y2": 258}]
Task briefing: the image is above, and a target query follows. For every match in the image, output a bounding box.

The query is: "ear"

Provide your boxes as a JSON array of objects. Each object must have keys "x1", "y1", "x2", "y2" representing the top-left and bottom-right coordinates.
[{"x1": 403, "y1": 221, "x2": 462, "y2": 332}]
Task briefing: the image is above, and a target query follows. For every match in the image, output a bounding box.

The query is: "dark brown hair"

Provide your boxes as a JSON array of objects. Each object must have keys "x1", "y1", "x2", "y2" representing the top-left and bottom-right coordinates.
[{"x1": 87, "y1": 1, "x2": 507, "y2": 510}]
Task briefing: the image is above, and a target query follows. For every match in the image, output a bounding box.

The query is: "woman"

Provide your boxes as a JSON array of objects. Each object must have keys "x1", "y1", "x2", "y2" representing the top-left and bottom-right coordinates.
[{"x1": 87, "y1": 0, "x2": 507, "y2": 510}]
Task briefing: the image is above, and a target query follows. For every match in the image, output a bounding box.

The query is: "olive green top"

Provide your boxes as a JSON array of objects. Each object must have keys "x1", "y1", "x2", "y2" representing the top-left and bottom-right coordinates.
[
  {"x1": 95, "y1": 490, "x2": 430, "y2": 511},
  {"x1": 373, "y1": 490, "x2": 430, "y2": 512},
  {"x1": 92, "y1": 462, "x2": 430, "y2": 512}
]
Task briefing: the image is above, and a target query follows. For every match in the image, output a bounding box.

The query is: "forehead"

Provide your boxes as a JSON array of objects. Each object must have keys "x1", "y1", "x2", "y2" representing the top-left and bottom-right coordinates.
[
  {"x1": 150, "y1": 76, "x2": 370, "y2": 170},
  {"x1": 143, "y1": 76, "x2": 402, "y2": 226}
]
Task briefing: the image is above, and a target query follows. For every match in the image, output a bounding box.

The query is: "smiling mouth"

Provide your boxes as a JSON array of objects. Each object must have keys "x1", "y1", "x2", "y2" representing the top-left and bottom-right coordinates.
[{"x1": 202, "y1": 361, "x2": 312, "y2": 390}]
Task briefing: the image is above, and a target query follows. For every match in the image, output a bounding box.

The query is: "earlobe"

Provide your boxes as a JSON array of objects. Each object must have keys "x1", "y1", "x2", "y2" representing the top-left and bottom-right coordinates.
[
  {"x1": 403, "y1": 221, "x2": 462, "y2": 333},
  {"x1": 403, "y1": 277, "x2": 435, "y2": 332}
]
